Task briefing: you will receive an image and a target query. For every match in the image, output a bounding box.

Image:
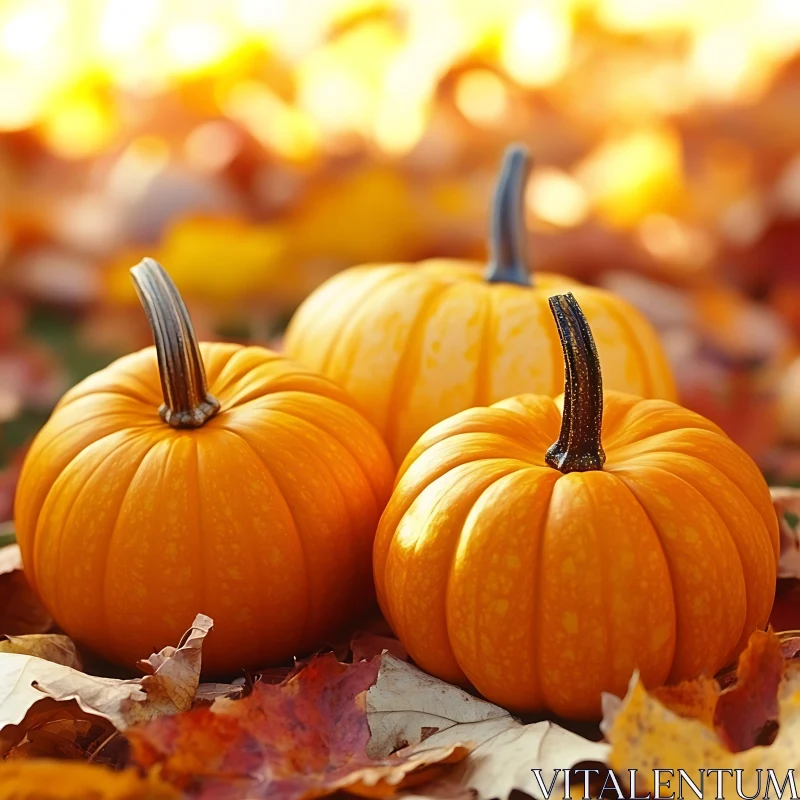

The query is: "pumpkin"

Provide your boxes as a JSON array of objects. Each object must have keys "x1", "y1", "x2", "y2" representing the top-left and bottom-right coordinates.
[
  {"x1": 285, "y1": 144, "x2": 676, "y2": 465},
  {"x1": 14, "y1": 259, "x2": 394, "y2": 674},
  {"x1": 373, "y1": 293, "x2": 778, "y2": 719}
]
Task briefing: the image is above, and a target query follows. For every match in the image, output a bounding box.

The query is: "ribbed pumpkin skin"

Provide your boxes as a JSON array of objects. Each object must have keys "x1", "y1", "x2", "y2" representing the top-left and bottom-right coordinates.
[
  {"x1": 285, "y1": 261, "x2": 676, "y2": 464},
  {"x1": 15, "y1": 344, "x2": 394, "y2": 674},
  {"x1": 373, "y1": 392, "x2": 779, "y2": 719}
]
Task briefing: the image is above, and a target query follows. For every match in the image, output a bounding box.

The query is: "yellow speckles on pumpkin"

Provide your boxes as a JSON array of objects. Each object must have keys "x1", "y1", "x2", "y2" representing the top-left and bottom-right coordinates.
[
  {"x1": 562, "y1": 611, "x2": 578, "y2": 634},
  {"x1": 494, "y1": 599, "x2": 509, "y2": 615},
  {"x1": 561, "y1": 557, "x2": 575, "y2": 576},
  {"x1": 682, "y1": 526, "x2": 699, "y2": 544},
  {"x1": 505, "y1": 554, "x2": 521, "y2": 569}
]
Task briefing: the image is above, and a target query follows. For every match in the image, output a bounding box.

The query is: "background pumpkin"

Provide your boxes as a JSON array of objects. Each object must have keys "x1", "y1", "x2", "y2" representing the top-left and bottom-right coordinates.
[
  {"x1": 373, "y1": 293, "x2": 778, "y2": 719},
  {"x1": 14, "y1": 260, "x2": 394, "y2": 675},
  {"x1": 285, "y1": 145, "x2": 676, "y2": 465}
]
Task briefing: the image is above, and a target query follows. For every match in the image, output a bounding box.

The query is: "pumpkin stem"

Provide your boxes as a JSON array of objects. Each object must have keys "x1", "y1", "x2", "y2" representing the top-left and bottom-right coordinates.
[
  {"x1": 485, "y1": 144, "x2": 532, "y2": 287},
  {"x1": 130, "y1": 258, "x2": 220, "y2": 428},
  {"x1": 545, "y1": 293, "x2": 606, "y2": 473}
]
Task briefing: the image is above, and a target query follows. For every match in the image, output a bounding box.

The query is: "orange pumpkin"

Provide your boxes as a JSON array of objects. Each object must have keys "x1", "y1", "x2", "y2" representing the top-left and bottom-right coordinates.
[
  {"x1": 285, "y1": 145, "x2": 676, "y2": 465},
  {"x1": 15, "y1": 260, "x2": 394, "y2": 674},
  {"x1": 374, "y1": 293, "x2": 778, "y2": 719}
]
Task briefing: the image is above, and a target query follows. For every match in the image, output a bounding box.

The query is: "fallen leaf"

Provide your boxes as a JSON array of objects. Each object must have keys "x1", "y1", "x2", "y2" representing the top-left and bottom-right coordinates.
[
  {"x1": 366, "y1": 655, "x2": 609, "y2": 800},
  {"x1": 0, "y1": 758, "x2": 180, "y2": 799},
  {"x1": 714, "y1": 628, "x2": 784, "y2": 751},
  {"x1": 0, "y1": 613, "x2": 213, "y2": 737},
  {"x1": 781, "y1": 631, "x2": 800, "y2": 660},
  {"x1": 0, "y1": 697, "x2": 123, "y2": 765},
  {"x1": 651, "y1": 678, "x2": 720, "y2": 727},
  {"x1": 132, "y1": 614, "x2": 213, "y2": 719},
  {"x1": 193, "y1": 682, "x2": 244, "y2": 705},
  {"x1": 0, "y1": 634, "x2": 82, "y2": 668},
  {"x1": 128, "y1": 653, "x2": 471, "y2": 800},
  {"x1": 0, "y1": 544, "x2": 52, "y2": 635},
  {"x1": 772, "y1": 487, "x2": 800, "y2": 579},
  {"x1": 605, "y1": 629, "x2": 787, "y2": 753},
  {"x1": 770, "y1": 580, "x2": 800, "y2": 632},
  {"x1": 605, "y1": 662, "x2": 800, "y2": 799},
  {"x1": 397, "y1": 781, "x2": 476, "y2": 800}
]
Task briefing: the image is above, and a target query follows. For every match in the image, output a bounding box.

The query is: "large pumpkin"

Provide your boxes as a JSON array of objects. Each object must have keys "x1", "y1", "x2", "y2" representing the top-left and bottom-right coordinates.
[
  {"x1": 285, "y1": 145, "x2": 676, "y2": 464},
  {"x1": 374, "y1": 293, "x2": 778, "y2": 719},
  {"x1": 15, "y1": 259, "x2": 394, "y2": 674}
]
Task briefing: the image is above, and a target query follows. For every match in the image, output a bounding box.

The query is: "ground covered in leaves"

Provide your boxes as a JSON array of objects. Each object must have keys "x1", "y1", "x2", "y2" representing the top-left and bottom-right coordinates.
[{"x1": 1, "y1": 488, "x2": 800, "y2": 799}]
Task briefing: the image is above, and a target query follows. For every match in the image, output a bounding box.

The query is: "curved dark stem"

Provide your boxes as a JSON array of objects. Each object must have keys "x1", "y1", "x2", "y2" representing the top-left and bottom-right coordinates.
[
  {"x1": 130, "y1": 258, "x2": 220, "y2": 428},
  {"x1": 485, "y1": 144, "x2": 532, "y2": 287},
  {"x1": 545, "y1": 293, "x2": 605, "y2": 473}
]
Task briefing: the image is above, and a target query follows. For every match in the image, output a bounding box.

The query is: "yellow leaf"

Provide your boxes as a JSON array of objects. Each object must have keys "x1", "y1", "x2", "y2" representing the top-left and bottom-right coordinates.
[
  {"x1": 606, "y1": 664, "x2": 800, "y2": 798},
  {"x1": 0, "y1": 759, "x2": 179, "y2": 799}
]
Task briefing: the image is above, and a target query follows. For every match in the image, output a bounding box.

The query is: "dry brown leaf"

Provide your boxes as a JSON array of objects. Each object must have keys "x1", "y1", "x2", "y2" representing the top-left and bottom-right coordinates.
[
  {"x1": 128, "y1": 654, "x2": 471, "y2": 800},
  {"x1": 0, "y1": 613, "x2": 213, "y2": 736},
  {"x1": 0, "y1": 544, "x2": 52, "y2": 635},
  {"x1": 772, "y1": 487, "x2": 800, "y2": 579},
  {"x1": 0, "y1": 697, "x2": 124, "y2": 766},
  {"x1": 131, "y1": 613, "x2": 213, "y2": 719},
  {"x1": 366, "y1": 655, "x2": 609, "y2": 800},
  {"x1": 713, "y1": 628, "x2": 784, "y2": 752},
  {"x1": 0, "y1": 758, "x2": 180, "y2": 799},
  {"x1": 0, "y1": 634, "x2": 82, "y2": 668}
]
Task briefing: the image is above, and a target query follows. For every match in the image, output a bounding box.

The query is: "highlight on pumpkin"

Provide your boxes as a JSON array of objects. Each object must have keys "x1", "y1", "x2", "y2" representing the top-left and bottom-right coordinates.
[{"x1": 285, "y1": 143, "x2": 677, "y2": 465}]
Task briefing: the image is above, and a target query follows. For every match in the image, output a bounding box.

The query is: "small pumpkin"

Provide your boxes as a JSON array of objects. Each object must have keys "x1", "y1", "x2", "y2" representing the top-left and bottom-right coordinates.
[
  {"x1": 373, "y1": 293, "x2": 778, "y2": 719},
  {"x1": 15, "y1": 260, "x2": 394, "y2": 674},
  {"x1": 285, "y1": 144, "x2": 676, "y2": 465}
]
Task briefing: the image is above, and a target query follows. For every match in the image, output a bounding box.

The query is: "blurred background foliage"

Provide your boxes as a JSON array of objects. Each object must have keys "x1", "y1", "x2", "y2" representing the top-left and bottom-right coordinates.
[{"x1": 2, "y1": 0, "x2": 800, "y2": 523}]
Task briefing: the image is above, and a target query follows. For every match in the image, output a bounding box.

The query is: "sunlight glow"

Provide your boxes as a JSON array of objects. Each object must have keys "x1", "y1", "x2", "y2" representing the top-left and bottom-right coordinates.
[
  {"x1": 526, "y1": 168, "x2": 590, "y2": 228},
  {"x1": 501, "y1": 6, "x2": 572, "y2": 87},
  {"x1": 454, "y1": 70, "x2": 509, "y2": 127},
  {"x1": 0, "y1": 0, "x2": 798, "y2": 167}
]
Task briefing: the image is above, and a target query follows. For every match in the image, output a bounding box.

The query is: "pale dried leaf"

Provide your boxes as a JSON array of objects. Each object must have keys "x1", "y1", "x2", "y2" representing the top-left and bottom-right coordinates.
[
  {"x1": 193, "y1": 682, "x2": 244, "y2": 705},
  {"x1": 0, "y1": 544, "x2": 21, "y2": 575},
  {"x1": 0, "y1": 634, "x2": 82, "y2": 668},
  {"x1": 771, "y1": 487, "x2": 800, "y2": 579},
  {"x1": 366, "y1": 655, "x2": 507, "y2": 757},
  {"x1": 0, "y1": 614, "x2": 213, "y2": 735},
  {"x1": 127, "y1": 613, "x2": 213, "y2": 721},
  {"x1": 367, "y1": 655, "x2": 609, "y2": 800},
  {"x1": 0, "y1": 653, "x2": 147, "y2": 731}
]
